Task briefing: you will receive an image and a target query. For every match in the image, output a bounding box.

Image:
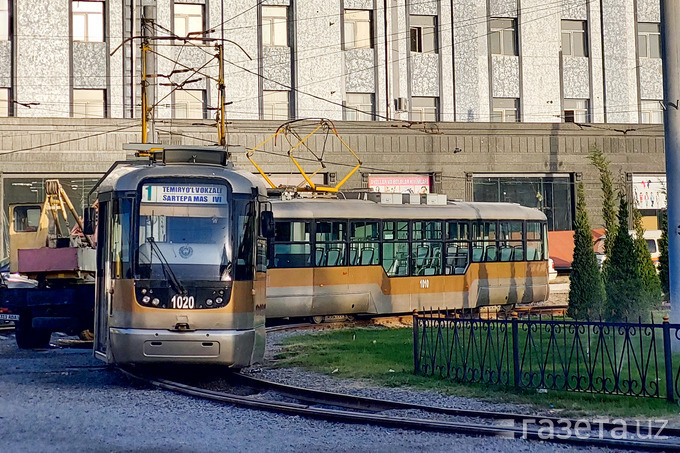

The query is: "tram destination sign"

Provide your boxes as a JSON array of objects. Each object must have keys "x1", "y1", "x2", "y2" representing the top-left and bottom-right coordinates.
[{"x1": 142, "y1": 184, "x2": 227, "y2": 205}]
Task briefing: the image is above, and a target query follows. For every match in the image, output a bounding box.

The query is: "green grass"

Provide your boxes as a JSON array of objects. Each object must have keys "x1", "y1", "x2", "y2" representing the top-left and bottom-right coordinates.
[{"x1": 275, "y1": 327, "x2": 680, "y2": 421}]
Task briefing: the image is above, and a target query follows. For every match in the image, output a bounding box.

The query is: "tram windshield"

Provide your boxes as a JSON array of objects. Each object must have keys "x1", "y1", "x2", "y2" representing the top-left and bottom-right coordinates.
[{"x1": 137, "y1": 204, "x2": 232, "y2": 281}]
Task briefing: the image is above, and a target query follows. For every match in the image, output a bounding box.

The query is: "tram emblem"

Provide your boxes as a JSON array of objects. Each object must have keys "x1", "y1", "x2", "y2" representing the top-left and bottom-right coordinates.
[{"x1": 179, "y1": 245, "x2": 194, "y2": 259}]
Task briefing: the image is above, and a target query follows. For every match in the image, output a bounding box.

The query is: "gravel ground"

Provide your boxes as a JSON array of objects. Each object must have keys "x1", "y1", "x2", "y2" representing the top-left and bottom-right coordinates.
[{"x1": 0, "y1": 331, "x2": 620, "y2": 453}]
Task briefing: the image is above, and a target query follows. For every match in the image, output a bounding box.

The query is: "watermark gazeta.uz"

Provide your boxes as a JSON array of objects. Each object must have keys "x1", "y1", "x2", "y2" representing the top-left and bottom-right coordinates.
[{"x1": 499, "y1": 418, "x2": 669, "y2": 440}]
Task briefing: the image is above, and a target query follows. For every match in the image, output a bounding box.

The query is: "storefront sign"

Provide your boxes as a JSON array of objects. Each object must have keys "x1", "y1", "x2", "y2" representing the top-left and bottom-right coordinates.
[
  {"x1": 632, "y1": 175, "x2": 666, "y2": 210},
  {"x1": 368, "y1": 174, "x2": 430, "y2": 194}
]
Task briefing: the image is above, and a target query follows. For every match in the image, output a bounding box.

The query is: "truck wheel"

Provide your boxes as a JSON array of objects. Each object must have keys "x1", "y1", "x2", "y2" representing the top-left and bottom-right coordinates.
[{"x1": 15, "y1": 314, "x2": 52, "y2": 349}]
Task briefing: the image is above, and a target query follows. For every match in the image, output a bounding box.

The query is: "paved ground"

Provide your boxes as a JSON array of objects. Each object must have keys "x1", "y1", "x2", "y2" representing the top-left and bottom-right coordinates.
[{"x1": 0, "y1": 332, "x2": 614, "y2": 453}]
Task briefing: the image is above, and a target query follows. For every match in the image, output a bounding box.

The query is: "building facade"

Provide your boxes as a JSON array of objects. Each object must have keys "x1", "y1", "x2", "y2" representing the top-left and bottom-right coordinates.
[{"x1": 0, "y1": 0, "x2": 669, "y2": 262}]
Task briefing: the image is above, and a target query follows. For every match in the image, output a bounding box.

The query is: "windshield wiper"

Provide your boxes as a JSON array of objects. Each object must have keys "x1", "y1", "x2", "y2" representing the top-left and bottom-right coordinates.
[{"x1": 146, "y1": 237, "x2": 187, "y2": 295}]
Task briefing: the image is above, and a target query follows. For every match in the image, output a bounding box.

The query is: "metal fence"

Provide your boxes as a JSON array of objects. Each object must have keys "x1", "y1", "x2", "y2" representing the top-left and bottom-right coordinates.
[{"x1": 413, "y1": 311, "x2": 680, "y2": 401}]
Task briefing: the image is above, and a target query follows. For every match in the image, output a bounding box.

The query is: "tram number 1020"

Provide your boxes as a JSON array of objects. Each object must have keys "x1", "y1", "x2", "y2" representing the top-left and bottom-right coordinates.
[
  {"x1": 419, "y1": 279, "x2": 430, "y2": 289},
  {"x1": 171, "y1": 295, "x2": 195, "y2": 309}
]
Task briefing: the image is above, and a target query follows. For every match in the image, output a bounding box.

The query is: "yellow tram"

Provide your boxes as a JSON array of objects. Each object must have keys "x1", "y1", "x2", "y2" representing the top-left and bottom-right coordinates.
[
  {"x1": 92, "y1": 146, "x2": 273, "y2": 367},
  {"x1": 266, "y1": 195, "x2": 549, "y2": 321}
]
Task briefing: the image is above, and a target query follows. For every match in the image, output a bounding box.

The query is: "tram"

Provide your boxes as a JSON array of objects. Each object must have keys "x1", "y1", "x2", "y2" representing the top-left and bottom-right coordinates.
[
  {"x1": 92, "y1": 146, "x2": 272, "y2": 367},
  {"x1": 266, "y1": 194, "x2": 549, "y2": 321}
]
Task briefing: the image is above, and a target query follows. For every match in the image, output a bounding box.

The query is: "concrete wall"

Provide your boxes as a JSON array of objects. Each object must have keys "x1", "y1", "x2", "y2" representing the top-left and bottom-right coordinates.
[{"x1": 0, "y1": 118, "x2": 665, "y2": 231}]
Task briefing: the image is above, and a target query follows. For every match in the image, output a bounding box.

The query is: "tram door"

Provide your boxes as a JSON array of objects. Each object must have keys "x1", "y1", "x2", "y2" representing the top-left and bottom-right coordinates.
[{"x1": 94, "y1": 200, "x2": 111, "y2": 359}]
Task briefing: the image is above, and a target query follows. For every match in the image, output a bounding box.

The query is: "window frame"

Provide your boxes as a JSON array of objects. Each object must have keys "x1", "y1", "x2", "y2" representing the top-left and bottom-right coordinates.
[
  {"x1": 640, "y1": 99, "x2": 664, "y2": 124},
  {"x1": 173, "y1": 2, "x2": 204, "y2": 39},
  {"x1": 489, "y1": 18, "x2": 518, "y2": 56},
  {"x1": 410, "y1": 96, "x2": 439, "y2": 122},
  {"x1": 344, "y1": 92, "x2": 374, "y2": 121},
  {"x1": 261, "y1": 5, "x2": 288, "y2": 47},
  {"x1": 561, "y1": 20, "x2": 588, "y2": 57},
  {"x1": 491, "y1": 98, "x2": 519, "y2": 122},
  {"x1": 72, "y1": 88, "x2": 106, "y2": 118},
  {"x1": 0, "y1": 0, "x2": 9, "y2": 42},
  {"x1": 563, "y1": 99, "x2": 589, "y2": 123},
  {"x1": 271, "y1": 220, "x2": 312, "y2": 268},
  {"x1": 638, "y1": 22, "x2": 661, "y2": 59},
  {"x1": 343, "y1": 9, "x2": 373, "y2": 50},
  {"x1": 72, "y1": 0, "x2": 105, "y2": 43},
  {"x1": 262, "y1": 90, "x2": 290, "y2": 121},
  {"x1": 0, "y1": 87, "x2": 9, "y2": 118},
  {"x1": 410, "y1": 15, "x2": 437, "y2": 54},
  {"x1": 173, "y1": 89, "x2": 206, "y2": 119}
]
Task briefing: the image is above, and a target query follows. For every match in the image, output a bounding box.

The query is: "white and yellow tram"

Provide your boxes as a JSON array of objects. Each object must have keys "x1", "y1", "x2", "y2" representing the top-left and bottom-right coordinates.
[
  {"x1": 93, "y1": 146, "x2": 272, "y2": 367},
  {"x1": 266, "y1": 196, "x2": 549, "y2": 321}
]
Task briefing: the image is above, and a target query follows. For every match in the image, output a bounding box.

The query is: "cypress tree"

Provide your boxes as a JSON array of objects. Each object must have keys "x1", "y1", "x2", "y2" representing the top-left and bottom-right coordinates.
[
  {"x1": 659, "y1": 210, "x2": 669, "y2": 299},
  {"x1": 605, "y1": 195, "x2": 648, "y2": 321},
  {"x1": 568, "y1": 183, "x2": 606, "y2": 319},
  {"x1": 632, "y1": 208, "x2": 662, "y2": 307},
  {"x1": 588, "y1": 147, "x2": 617, "y2": 272}
]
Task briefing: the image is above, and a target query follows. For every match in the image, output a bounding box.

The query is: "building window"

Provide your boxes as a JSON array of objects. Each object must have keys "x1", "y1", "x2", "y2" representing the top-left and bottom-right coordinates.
[
  {"x1": 174, "y1": 3, "x2": 203, "y2": 38},
  {"x1": 410, "y1": 16, "x2": 436, "y2": 53},
  {"x1": 72, "y1": 1, "x2": 104, "y2": 42},
  {"x1": 640, "y1": 100, "x2": 663, "y2": 124},
  {"x1": 261, "y1": 6, "x2": 288, "y2": 47},
  {"x1": 473, "y1": 175, "x2": 573, "y2": 231},
  {"x1": 0, "y1": 88, "x2": 8, "y2": 117},
  {"x1": 344, "y1": 93, "x2": 374, "y2": 120},
  {"x1": 73, "y1": 89, "x2": 105, "y2": 118},
  {"x1": 262, "y1": 90, "x2": 289, "y2": 120},
  {"x1": 561, "y1": 20, "x2": 587, "y2": 57},
  {"x1": 410, "y1": 97, "x2": 438, "y2": 122},
  {"x1": 344, "y1": 10, "x2": 372, "y2": 49},
  {"x1": 491, "y1": 98, "x2": 519, "y2": 122},
  {"x1": 638, "y1": 23, "x2": 661, "y2": 58},
  {"x1": 489, "y1": 18, "x2": 517, "y2": 56},
  {"x1": 563, "y1": 99, "x2": 589, "y2": 123},
  {"x1": 0, "y1": 0, "x2": 8, "y2": 41},
  {"x1": 174, "y1": 89, "x2": 205, "y2": 119}
]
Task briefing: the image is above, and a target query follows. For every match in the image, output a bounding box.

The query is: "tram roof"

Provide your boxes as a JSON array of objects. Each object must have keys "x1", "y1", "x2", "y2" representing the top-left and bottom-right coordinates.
[
  {"x1": 271, "y1": 198, "x2": 547, "y2": 221},
  {"x1": 97, "y1": 162, "x2": 268, "y2": 196}
]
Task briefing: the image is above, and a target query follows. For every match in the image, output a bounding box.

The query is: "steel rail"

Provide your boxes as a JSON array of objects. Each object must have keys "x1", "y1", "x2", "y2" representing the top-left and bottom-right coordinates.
[
  {"x1": 230, "y1": 373, "x2": 680, "y2": 439},
  {"x1": 120, "y1": 368, "x2": 680, "y2": 451}
]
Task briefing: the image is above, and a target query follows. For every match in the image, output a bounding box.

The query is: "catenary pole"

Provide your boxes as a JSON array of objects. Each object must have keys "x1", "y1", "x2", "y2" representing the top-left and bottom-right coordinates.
[{"x1": 661, "y1": 0, "x2": 680, "y2": 338}]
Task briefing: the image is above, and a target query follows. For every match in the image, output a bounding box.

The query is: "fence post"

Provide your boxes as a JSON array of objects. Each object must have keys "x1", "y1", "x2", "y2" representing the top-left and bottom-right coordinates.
[
  {"x1": 663, "y1": 316, "x2": 675, "y2": 402},
  {"x1": 511, "y1": 311, "x2": 520, "y2": 389},
  {"x1": 413, "y1": 309, "x2": 420, "y2": 374}
]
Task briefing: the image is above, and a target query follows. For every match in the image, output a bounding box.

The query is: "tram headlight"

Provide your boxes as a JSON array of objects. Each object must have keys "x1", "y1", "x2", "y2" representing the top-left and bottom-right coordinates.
[
  {"x1": 151, "y1": 298, "x2": 160, "y2": 306},
  {"x1": 141, "y1": 288, "x2": 148, "y2": 295},
  {"x1": 218, "y1": 289, "x2": 224, "y2": 296},
  {"x1": 215, "y1": 297, "x2": 223, "y2": 304},
  {"x1": 206, "y1": 298, "x2": 213, "y2": 306},
  {"x1": 142, "y1": 295, "x2": 151, "y2": 304}
]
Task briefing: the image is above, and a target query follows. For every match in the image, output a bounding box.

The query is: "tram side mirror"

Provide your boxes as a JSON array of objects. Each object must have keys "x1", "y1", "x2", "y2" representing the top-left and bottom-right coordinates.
[
  {"x1": 83, "y1": 207, "x2": 96, "y2": 235},
  {"x1": 261, "y1": 211, "x2": 275, "y2": 238}
]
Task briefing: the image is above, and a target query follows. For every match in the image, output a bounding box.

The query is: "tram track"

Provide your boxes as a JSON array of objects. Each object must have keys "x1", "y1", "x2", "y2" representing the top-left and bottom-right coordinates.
[{"x1": 120, "y1": 366, "x2": 680, "y2": 451}]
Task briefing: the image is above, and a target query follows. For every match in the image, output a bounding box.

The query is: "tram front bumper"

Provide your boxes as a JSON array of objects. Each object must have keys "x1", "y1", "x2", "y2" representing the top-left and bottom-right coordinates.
[{"x1": 109, "y1": 327, "x2": 256, "y2": 367}]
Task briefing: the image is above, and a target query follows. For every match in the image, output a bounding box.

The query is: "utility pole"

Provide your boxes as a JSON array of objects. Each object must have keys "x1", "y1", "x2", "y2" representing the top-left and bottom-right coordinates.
[
  {"x1": 141, "y1": 5, "x2": 156, "y2": 143},
  {"x1": 661, "y1": 0, "x2": 680, "y2": 335},
  {"x1": 216, "y1": 44, "x2": 226, "y2": 147}
]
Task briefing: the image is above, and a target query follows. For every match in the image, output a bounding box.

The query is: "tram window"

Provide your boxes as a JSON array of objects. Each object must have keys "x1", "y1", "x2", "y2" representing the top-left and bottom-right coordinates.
[
  {"x1": 447, "y1": 221, "x2": 469, "y2": 241},
  {"x1": 383, "y1": 221, "x2": 408, "y2": 241},
  {"x1": 12, "y1": 205, "x2": 41, "y2": 232},
  {"x1": 273, "y1": 221, "x2": 311, "y2": 268},
  {"x1": 350, "y1": 221, "x2": 379, "y2": 266},
  {"x1": 315, "y1": 221, "x2": 347, "y2": 266},
  {"x1": 111, "y1": 199, "x2": 132, "y2": 279},
  {"x1": 472, "y1": 221, "x2": 497, "y2": 262},
  {"x1": 499, "y1": 221, "x2": 523, "y2": 262},
  {"x1": 445, "y1": 242, "x2": 469, "y2": 275},
  {"x1": 412, "y1": 221, "x2": 442, "y2": 241},
  {"x1": 234, "y1": 199, "x2": 255, "y2": 280},
  {"x1": 382, "y1": 242, "x2": 409, "y2": 276},
  {"x1": 412, "y1": 242, "x2": 442, "y2": 275},
  {"x1": 526, "y1": 221, "x2": 544, "y2": 261},
  {"x1": 275, "y1": 221, "x2": 310, "y2": 242}
]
